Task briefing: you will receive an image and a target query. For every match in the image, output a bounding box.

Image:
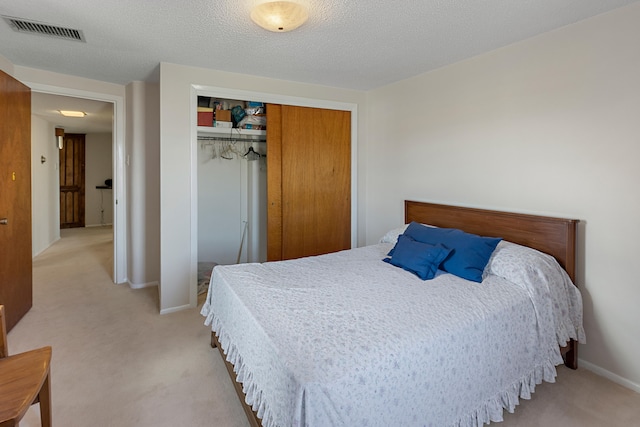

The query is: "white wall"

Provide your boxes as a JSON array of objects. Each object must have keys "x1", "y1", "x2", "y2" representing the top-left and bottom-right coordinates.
[
  {"x1": 197, "y1": 143, "x2": 243, "y2": 265},
  {"x1": 197, "y1": 139, "x2": 267, "y2": 265},
  {"x1": 85, "y1": 133, "x2": 113, "y2": 226},
  {"x1": 159, "y1": 63, "x2": 367, "y2": 313},
  {"x1": 31, "y1": 115, "x2": 60, "y2": 256},
  {"x1": 366, "y1": 3, "x2": 640, "y2": 390},
  {"x1": 0, "y1": 53, "x2": 14, "y2": 76},
  {"x1": 126, "y1": 81, "x2": 160, "y2": 288}
]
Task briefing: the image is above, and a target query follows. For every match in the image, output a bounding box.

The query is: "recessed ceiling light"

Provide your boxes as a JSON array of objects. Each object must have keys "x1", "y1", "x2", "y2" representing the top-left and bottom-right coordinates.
[
  {"x1": 59, "y1": 110, "x2": 86, "y2": 117},
  {"x1": 251, "y1": 1, "x2": 308, "y2": 32}
]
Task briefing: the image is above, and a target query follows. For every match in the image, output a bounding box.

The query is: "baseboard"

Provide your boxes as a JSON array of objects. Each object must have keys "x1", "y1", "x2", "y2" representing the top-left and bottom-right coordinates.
[
  {"x1": 160, "y1": 304, "x2": 192, "y2": 315},
  {"x1": 127, "y1": 282, "x2": 193, "y2": 315},
  {"x1": 85, "y1": 223, "x2": 113, "y2": 227},
  {"x1": 32, "y1": 235, "x2": 61, "y2": 258},
  {"x1": 579, "y1": 358, "x2": 640, "y2": 393},
  {"x1": 128, "y1": 280, "x2": 158, "y2": 290}
]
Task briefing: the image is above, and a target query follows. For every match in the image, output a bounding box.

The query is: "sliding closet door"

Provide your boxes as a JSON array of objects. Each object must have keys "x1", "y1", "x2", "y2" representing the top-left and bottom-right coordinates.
[{"x1": 267, "y1": 104, "x2": 351, "y2": 261}]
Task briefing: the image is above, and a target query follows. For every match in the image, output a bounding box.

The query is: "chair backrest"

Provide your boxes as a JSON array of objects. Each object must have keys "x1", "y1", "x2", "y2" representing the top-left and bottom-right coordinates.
[{"x1": 0, "y1": 305, "x2": 8, "y2": 358}]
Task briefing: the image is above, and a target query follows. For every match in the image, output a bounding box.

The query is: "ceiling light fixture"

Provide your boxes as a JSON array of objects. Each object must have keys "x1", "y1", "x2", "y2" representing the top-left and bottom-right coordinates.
[
  {"x1": 251, "y1": 1, "x2": 308, "y2": 32},
  {"x1": 59, "y1": 110, "x2": 86, "y2": 117}
]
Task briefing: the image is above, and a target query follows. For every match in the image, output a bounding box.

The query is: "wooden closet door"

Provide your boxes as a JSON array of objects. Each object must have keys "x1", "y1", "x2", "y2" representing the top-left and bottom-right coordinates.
[
  {"x1": 0, "y1": 70, "x2": 32, "y2": 331},
  {"x1": 267, "y1": 104, "x2": 351, "y2": 261}
]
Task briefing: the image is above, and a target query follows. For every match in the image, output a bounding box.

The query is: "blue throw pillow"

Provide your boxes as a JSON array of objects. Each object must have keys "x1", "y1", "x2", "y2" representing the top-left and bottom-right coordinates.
[
  {"x1": 403, "y1": 222, "x2": 502, "y2": 283},
  {"x1": 383, "y1": 235, "x2": 452, "y2": 280}
]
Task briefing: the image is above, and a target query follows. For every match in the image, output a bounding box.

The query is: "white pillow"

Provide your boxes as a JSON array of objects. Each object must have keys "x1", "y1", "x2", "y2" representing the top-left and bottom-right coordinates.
[
  {"x1": 379, "y1": 223, "x2": 440, "y2": 244},
  {"x1": 378, "y1": 224, "x2": 409, "y2": 244}
]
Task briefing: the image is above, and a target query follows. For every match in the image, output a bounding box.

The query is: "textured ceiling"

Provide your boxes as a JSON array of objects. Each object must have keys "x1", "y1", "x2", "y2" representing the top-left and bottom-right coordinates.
[{"x1": 1, "y1": 0, "x2": 638, "y2": 91}]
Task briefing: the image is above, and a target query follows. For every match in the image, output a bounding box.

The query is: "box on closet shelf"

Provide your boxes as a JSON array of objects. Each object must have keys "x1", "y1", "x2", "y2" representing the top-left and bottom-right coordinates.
[
  {"x1": 215, "y1": 109, "x2": 231, "y2": 122},
  {"x1": 197, "y1": 108, "x2": 214, "y2": 126},
  {"x1": 214, "y1": 121, "x2": 232, "y2": 128}
]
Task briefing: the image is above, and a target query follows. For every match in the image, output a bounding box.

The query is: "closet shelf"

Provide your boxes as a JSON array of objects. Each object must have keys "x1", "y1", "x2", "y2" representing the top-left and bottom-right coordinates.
[{"x1": 197, "y1": 126, "x2": 266, "y2": 137}]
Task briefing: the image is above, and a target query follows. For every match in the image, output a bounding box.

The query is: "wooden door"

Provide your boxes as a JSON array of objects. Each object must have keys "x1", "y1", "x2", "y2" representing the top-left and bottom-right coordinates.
[
  {"x1": 0, "y1": 70, "x2": 32, "y2": 332},
  {"x1": 267, "y1": 104, "x2": 351, "y2": 260},
  {"x1": 60, "y1": 133, "x2": 85, "y2": 228}
]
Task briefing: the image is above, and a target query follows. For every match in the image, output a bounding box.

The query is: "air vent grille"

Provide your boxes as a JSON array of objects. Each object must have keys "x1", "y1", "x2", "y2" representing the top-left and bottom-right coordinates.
[{"x1": 3, "y1": 16, "x2": 85, "y2": 42}]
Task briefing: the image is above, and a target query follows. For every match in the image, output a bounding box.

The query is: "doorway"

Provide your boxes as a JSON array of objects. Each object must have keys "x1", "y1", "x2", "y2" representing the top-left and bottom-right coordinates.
[{"x1": 28, "y1": 84, "x2": 126, "y2": 284}]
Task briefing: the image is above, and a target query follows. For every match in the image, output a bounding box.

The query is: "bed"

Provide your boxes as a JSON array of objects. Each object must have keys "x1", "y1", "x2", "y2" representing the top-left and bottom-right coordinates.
[{"x1": 201, "y1": 201, "x2": 585, "y2": 427}]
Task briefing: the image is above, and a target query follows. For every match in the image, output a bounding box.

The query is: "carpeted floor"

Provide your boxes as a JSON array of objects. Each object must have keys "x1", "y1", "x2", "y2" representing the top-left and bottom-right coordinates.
[
  {"x1": 12, "y1": 226, "x2": 248, "y2": 427},
  {"x1": 9, "y1": 226, "x2": 640, "y2": 426}
]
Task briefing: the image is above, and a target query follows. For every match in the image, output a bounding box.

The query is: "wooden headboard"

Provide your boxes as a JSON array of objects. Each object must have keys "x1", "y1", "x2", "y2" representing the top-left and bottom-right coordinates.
[{"x1": 405, "y1": 201, "x2": 579, "y2": 282}]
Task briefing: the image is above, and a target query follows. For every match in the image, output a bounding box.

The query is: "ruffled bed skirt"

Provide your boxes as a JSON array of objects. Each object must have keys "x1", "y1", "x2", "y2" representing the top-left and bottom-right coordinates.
[
  {"x1": 455, "y1": 361, "x2": 558, "y2": 427},
  {"x1": 204, "y1": 301, "x2": 564, "y2": 427},
  {"x1": 203, "y1": 305, "x2": 279, "y2": 427}
]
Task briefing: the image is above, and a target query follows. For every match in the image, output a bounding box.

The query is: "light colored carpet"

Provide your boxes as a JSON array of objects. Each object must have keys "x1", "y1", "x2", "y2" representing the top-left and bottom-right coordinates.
[
  {"x1": 8, "y1": 226, "x2": 640, "y2": 426},
  {"x1": 12, "y1": 226, "x2": 248, "y2": 427}
]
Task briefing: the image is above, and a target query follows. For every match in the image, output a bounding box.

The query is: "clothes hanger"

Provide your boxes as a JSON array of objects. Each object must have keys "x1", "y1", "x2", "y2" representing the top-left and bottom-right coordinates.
[{"x1": 243, "y1": 146, "x2": 261, "y2": 161}]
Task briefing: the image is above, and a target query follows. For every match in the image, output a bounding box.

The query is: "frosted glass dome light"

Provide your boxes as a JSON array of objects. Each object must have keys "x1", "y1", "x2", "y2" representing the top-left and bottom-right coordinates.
[{"x1": 251, "y1": 1, "x2": 309, "y2": 32}]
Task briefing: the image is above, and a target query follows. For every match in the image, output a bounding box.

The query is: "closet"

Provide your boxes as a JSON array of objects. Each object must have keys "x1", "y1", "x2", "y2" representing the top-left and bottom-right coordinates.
[
  {"x1": 196, "y1": 98, "x2": 352, "y2": 292},
  {"x1": 197, "y1": 97, "x2": 267, "y2": 293}
]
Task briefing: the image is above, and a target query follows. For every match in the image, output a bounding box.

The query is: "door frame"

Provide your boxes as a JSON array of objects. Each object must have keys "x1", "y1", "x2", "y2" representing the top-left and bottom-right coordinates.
[
  {"x1": 190, "y1": 84, "x2": 358, "y2": 306},
  {"x1": 26, "y1": 82, "x2": 127, "y2": 284}
]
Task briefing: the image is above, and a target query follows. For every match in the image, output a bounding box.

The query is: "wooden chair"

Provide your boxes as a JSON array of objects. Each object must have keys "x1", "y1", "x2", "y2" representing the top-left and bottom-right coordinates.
[{"x1": 0, "y1": 305, "x2": 52, "y2": 427}]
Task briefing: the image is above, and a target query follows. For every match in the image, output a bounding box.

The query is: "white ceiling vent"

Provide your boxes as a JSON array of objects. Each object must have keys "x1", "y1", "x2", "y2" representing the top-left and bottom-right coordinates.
[{"x1": 2, "y1": 16, "x2": 85, "y2": 42}]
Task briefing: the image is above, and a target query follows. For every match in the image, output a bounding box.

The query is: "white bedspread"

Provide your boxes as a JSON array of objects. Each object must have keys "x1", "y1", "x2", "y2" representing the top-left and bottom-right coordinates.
[{"x1": 201, "y1": 242, "x2": 585, "y2": 427}]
